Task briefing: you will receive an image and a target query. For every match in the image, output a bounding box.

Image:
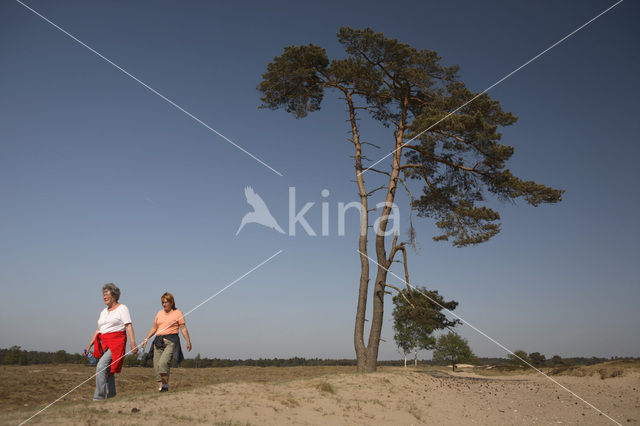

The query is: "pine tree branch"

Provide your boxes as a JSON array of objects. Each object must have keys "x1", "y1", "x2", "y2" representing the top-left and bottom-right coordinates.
[
  {"x1": 367, "y1": 168, "x2": 391, "y2": 176},
  {"x1": 383, "y1": 283, "x2": 415, "y2": 308},
  {"x1": 362, "y1": 141, "x2": 381, "y2": 149},
  {"x1": 404, "y1": 145, "x2": 488, "y2": 176},
  {"x1": 388, "y1": 234, "x2": 411, "y2": 294},
  {"x1": 396, "y1": 174, "x2": 417, "y2": 249},
  {"x1": 432, "y1": 129, "x2": 492, "y2": 158},
  {"x1": 367, "y1": 185, "x2": 387, "y2": 196}
]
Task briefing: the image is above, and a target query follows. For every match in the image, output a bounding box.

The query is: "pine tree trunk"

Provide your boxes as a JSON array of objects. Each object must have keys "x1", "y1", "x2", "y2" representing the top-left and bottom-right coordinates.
[
  {"x1": 346, "y1": 92, "x2": 370, "y2": 374},
  {"x1": 354, "y1": 254, "x2": 368, "y2": 373},
  {"x1": 354, "y1": 221, "x2": 369, "y2": 373},
  {"x1": 353, "y1": 93, "x2": 407, "y2": 374},
  {"x1": 414, "y1": 349, "x2": 418, "y2": 368},
  {"x1": 365, "y1": 265, "x2": 388, "y2": 372},
  {"x1": 362, "y1": 103, "x2": 406, "y2": 374}
]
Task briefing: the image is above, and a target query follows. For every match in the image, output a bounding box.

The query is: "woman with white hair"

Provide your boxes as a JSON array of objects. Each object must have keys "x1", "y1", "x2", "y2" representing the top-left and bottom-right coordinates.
[{"x1": 85, "y1": 283, "x2": 138, "y2": 400}]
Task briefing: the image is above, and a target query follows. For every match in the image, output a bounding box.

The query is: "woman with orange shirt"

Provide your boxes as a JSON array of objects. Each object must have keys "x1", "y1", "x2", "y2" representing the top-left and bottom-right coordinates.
[{"x1": 141, "y1": 292, "x2": 192, "y2": 392}]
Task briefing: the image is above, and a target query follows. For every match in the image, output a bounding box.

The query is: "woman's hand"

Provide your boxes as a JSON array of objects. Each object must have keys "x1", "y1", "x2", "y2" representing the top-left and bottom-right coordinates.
[
  {"x1": 179, "y1": 324, "x2": 192, "y2": 352},
  {"x1": 131, "y1": 344, "x2": 139, "y2": 355},
  {"x1": 86, "y1": 328, "x2": 99, "y2": 354}
]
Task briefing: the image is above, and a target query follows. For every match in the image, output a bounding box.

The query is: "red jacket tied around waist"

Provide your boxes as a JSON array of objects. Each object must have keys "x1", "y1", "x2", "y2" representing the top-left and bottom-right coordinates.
[{"x1": 93, "y1": 331, "x2": 127, "y2": 374}]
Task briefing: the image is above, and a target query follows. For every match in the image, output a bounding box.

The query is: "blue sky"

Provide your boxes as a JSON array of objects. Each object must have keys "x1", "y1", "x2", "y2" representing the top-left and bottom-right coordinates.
[{"x1": 1, "y1": 0, "x2": 638, "y2": 360}]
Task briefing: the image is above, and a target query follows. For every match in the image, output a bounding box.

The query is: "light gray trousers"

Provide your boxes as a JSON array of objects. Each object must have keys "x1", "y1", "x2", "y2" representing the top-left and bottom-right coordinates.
[{"x1": 94, "y1": 348, "x2": 116, "y2": 400}]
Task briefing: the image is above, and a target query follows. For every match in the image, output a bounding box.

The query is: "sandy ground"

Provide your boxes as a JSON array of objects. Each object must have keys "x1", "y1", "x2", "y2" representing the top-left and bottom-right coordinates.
[{"x1": 2, "y1": 366, "x2": 639, "y2": 425}]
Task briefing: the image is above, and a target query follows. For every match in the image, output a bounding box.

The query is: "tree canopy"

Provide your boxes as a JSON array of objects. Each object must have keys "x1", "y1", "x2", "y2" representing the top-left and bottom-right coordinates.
[
  {"x1": 432, "y1": 332, "x2": 475, "y2": 371},
  {"x1": 508, "y1": 349, "x2": 531, "y2": 367},
  {"x1": 528, "y1": 352, "x2": 546, "y2": 367},
  {"x1": 392, "y1": 287, "x2": 460, "y2": 360},
  {"x1": 260, "y1": 28, "x2": 563, "y2": 247}
]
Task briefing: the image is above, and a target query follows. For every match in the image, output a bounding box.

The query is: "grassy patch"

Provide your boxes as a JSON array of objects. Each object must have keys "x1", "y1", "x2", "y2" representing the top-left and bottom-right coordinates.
[
  {"x1": 407, "y1": 402, "x2": 423, "y2": 421},
  {"x1": 281, "y1": 393, "x2": 299, "y2": 408},
  {"x1": 599, "y1": 367, "x2": 624, "y2": 379},
  {"x1": 369, "y1": 398, "x2": 386, "y2": 407},
  {"x1": 476, "y1": 360, "x2": 640, "y2": 378},
  {"x1": 316, "y1": 381, "x2": 336, "y2": 394},
  {"x1": 473, "y1": 367, "x2": 534, "y2": 377},
  {"x1": 171, "y1": 413, "x2": 197, "y2": 422},
  {"x1": 548, "y1": 361, "x2": 638, "y2": 378}
]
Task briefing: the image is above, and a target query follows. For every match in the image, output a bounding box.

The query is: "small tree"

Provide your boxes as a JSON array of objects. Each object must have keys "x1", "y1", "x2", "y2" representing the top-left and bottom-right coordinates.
[
  {"x1": 3, "y1": 346, "x2": 23, "y2": 365},
  {"x1": 392, "y1": 287, "x2": 459, "y2": 367},
  {"x1": 528, "y1": 352, "x2": 546, "y2": 367},
  {"x1": 433, "y1": 332, "x2": 474, "y2": 371},
  {"x1": 508, "y1": 349, "x2": 530, "y2": 367}
]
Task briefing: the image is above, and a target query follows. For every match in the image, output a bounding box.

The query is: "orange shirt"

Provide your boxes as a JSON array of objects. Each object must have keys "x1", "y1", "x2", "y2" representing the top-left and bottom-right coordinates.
[{"x1": 154, "y1": 309, "x2": 185, "y2": 336}]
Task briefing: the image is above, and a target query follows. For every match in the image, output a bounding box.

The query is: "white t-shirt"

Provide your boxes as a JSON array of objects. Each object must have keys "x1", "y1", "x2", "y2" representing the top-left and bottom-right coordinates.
[{"x1": 97, "y1": 304, "x2": 132, "y2": 334}]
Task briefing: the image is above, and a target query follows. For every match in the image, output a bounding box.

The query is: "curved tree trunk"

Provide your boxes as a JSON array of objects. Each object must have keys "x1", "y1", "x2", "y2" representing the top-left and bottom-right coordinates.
[
  {"x1": 363, "y1": 104, "x2": 407, "y2": 372},
  {"x1": 349, "y1": 88, "x2": 408, "y2": 373},
  {"x1": 345, "y1": 93, "x2": 370, "y2": 373},
  {"x1": 365, "y1": 266, "x2": 388, "y2": 371}
]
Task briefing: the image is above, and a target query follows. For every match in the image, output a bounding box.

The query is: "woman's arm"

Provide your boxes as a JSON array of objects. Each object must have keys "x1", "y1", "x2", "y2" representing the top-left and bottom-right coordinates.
[
  {"x1": 125, "y1": 323, "x2": 138, "y2": 354},
  {"x1": 141, "y1": 324, "x2": 158, "y2": 348},
  {"x1": 85, "y1": 328, "x2": 99, "y2": 353},
  {"x1": 179, "y1": 324, "x2": 192, "y2": 351}
]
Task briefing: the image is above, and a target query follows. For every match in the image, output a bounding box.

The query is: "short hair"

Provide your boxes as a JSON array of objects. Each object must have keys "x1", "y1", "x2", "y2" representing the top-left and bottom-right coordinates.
[
  {"x1": 102, "y1": 283, "x2": 121, "y2": 302},
  {"x1": 161, "y1": 292, "x2": 176, "y2": 310}
]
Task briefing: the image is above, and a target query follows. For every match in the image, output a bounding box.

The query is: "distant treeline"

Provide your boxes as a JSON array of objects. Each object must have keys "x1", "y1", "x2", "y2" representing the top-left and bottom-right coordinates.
[
  {"x1": 1, "y1": 346, "x2": 634, "y2": 368},
  {"x1": 127, "y1": 355, "x2": 409, "y2": 368},
  {"x1": 1, "y1": 346, "x2": 87, "y2": 365},
  {"x1": 473, "y1": 356, "x2": 616, "y2": 367}
]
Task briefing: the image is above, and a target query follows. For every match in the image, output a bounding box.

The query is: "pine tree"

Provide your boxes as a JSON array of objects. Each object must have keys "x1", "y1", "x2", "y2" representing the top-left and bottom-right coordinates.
[{"x1": 260, "y1": 27, "x2": 563, "y2": 372}]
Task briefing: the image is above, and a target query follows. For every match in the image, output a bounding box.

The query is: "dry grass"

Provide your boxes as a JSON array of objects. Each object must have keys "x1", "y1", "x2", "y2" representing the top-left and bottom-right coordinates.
[
  {"x1": 316, "y1": 381, "x2": 336, "y2": 394},
  {"x1": 547, "y1": 360, "x2": 639, "y2": 378},
  {"x1": 281, "y1": 393, "x2": 300, "y2": 408},
  {"x1": 406, "y1": 402, "x2": 423, "y2": 421},
  {"x1": 0, "y1": 364, "x2": 357, "y2": 412},
  {"x1": 473, "y1": 366, "x2": 536, "y2": 377},
  {"x1": 471, "y1": 359, "x2": 640, "y2": 379}
]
